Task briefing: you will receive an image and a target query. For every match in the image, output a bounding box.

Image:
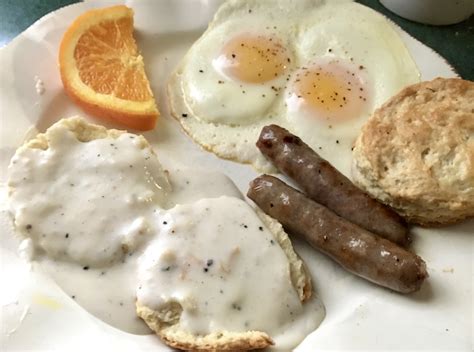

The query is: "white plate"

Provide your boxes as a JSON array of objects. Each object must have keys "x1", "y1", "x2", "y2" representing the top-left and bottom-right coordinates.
[{"x1": 0, "y1": 0, "x2": 472, "y2": 351}]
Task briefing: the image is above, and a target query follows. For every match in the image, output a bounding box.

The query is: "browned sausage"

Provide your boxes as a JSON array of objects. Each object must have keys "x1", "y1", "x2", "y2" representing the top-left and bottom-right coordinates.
[
  {"x1": 257, "y1": 124, "x2": 409, "y2": 246},
  {"x1": 247, "y1": 175, "x2": 427, "y2": 293}
]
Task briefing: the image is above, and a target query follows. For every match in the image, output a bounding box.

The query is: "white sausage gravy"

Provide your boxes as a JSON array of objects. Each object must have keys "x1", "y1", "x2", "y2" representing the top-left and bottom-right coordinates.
[{"x1": 7, "y1": 119, "x2": 324, "y2": 349}]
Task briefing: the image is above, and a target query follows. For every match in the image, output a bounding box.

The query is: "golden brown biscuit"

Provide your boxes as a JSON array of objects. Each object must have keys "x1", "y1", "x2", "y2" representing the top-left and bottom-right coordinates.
[
  {"x1": 352, "y1": 78, "x2": 474, "y2": 226},
  {"x1": 136, "y1": 303, "x2": 273, "y2": 351}
]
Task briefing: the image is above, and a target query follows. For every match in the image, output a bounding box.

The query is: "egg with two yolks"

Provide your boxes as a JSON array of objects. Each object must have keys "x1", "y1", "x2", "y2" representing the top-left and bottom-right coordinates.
[{"x1": 168, "y1": 0, "x2": 420, "y2": 175}]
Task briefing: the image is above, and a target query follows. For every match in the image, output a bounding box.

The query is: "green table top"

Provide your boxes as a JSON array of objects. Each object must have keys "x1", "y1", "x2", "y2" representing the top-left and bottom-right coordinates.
[{"x1": 0, "y1": 0, "x2": 473, "y2": 79}]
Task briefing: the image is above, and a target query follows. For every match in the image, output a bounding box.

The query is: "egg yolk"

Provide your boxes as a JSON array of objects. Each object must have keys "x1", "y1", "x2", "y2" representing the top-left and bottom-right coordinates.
[
  {"x1": 215, "y1": 34, "x2": 290, "y2": 83},
  {"x1": 290, "y1": 61, "x2": 369, "y2": 121}
]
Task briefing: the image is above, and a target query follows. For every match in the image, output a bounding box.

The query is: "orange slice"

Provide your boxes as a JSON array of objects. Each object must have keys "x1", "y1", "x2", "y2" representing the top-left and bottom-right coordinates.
[{"x1": 59, "y1": 5, "x2": 158, "y2": 130}]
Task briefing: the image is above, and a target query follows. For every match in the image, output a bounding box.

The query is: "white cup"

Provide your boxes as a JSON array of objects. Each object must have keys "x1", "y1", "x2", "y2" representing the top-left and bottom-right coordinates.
[{"x1": 380, "y1": 0, "x2": 474, "y2": 25}]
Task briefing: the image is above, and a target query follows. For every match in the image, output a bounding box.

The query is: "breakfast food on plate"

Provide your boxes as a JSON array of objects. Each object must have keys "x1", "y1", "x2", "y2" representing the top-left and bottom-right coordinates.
[
  {"x1": 7, "y1": 117, "x2": 170, "y2": 266},
  {"x1": 59, "y1": 5, "x2": 159, "y2": 130},
  {"x1": 136, "y1": 196, "x2": 321, "y2": 351},
  {"x1": 168, "y1": 0, "x2": 420, "y2": 173},
  {"x1": 248, "y1": 175, "x2": 428, "y2": 293},
  {"x1": 352, "y1": 78, "x2": 474, "y2": 226},
  {"x1": 257, "y1": 124, "x2": 409, "y2": 246},
  {"x1": 8, "y1": 117, "x2": 324, "y2": 350}
]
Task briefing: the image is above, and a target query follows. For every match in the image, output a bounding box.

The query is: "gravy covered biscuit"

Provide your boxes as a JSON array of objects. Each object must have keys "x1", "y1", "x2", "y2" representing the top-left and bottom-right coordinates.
[
  {"x1": 136, "y1": 196, "x2": 322, "y2": 351},
  {"x1": 8, "y1": 118, "x2": 324, "y2": 348},
  {"x1": 7, "y1": 117, "x2": 171, "y2": 266},
  {"x1": 352, "y1": 78, "x2": 474, "y2": 225}
]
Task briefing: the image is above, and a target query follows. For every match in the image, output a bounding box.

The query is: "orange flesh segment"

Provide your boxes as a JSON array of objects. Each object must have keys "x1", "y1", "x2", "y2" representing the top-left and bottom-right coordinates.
[
  {"x1": 59, "y1": 5, "x2": 158, "y2": 131},
  {"x1": 74, "y1": 17, "x2": 152, "y2": 101}
]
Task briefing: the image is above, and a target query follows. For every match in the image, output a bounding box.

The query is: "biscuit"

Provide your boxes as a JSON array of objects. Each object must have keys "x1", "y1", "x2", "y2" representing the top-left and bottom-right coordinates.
[
  {"x1": 137, "y1": 303, "x2": 273, "y2": 351},
  {"x1": 20, "y1": 116, "x2": 150, "y2": 150},
  {"x1": 136, "y1": 211, "x2": 313, "y2": 351},
  {"x1": 18, "y1": 118, "x2": 313, "y2": 349},
  {"x1": 8, "y1": 116, "x2": 154, "y2": 205},
  {"x1": 352, "y1": 78, "x2": 474, "y2": 226}
]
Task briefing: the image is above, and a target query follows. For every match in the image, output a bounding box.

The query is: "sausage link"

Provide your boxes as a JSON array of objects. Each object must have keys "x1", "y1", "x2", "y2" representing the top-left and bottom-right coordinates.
[
  {"x1": 247, "y1": 175, "x2": 427, "y2": 293},
  {"x1": 257, "y1": 124, "x2": 409, "y2": 246}
]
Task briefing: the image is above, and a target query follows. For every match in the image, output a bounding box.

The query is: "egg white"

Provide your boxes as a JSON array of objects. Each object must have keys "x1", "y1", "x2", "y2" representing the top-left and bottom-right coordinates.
[{"x1": 168, "y1": 0, "x2": 420, "y2": 175}]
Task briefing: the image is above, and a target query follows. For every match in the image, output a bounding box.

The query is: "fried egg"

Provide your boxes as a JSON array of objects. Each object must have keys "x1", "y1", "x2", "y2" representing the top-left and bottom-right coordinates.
[
  {"x1": 168, "y1": 0, "x2": 420, "y2": 175},
  {"x1": 178, "y1": 15, "x2": 296, "y2": 125}
]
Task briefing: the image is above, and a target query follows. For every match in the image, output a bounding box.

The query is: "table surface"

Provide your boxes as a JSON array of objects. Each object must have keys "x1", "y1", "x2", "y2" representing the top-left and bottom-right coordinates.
[{"x1": 0, "y1": 0, "x2": 473, "y2": 80}]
